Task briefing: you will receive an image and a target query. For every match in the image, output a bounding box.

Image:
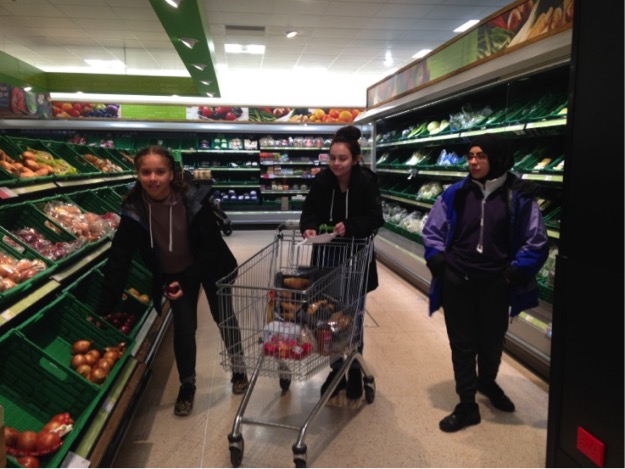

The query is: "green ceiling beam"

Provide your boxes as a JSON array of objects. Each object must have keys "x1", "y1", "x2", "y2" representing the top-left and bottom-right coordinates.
[
  {"x1": 0, "y1": 51, "x2": 47, "y2": 91},
  {"x1": 0, "y1": 1, "x2": 220, "y2": 98},
  {"x1": 46, "y1": 73, "x2": 198, "y2": 96},
  {"x1": 148, "y1": 0, "x2": 221, "y2": 98}
]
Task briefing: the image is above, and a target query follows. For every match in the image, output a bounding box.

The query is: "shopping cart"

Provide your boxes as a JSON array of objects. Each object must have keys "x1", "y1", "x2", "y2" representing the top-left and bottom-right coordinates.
[{"x1": 217, "y1": 221, "x2": 376, "y2": 468}]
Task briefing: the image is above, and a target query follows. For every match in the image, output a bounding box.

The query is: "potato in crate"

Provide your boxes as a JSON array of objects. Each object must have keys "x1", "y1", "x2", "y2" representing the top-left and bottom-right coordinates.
[
  {"x1": 17, "y1": 292, "x2": 132, "y2": 390},
  {"x1": 0, "y1": 331, "x2": 101, "y2": 468}
]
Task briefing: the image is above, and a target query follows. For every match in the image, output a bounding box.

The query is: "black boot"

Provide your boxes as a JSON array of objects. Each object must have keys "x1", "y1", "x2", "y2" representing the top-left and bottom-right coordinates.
[
  {"x1": 346, "y1": 368, "x2": 363, "y2": 400},
  {"x1": 320, "y1": 368, "x2": 346, "y2": 397},
  {"x1": 174, "y1": 383, "x2": 196, "y2": 416},
  {"x1": 439, "y1": 402, "x2": 481, "y2": 432},
  {"x1": 478, "y1": 381, "x2": 515, "y2": 412}
]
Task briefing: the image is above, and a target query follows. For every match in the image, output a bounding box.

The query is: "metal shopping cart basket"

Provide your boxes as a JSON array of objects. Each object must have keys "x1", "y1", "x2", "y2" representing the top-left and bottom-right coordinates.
[{"x1": 217, "y1": 221, "x2": 376, "y2": 468}]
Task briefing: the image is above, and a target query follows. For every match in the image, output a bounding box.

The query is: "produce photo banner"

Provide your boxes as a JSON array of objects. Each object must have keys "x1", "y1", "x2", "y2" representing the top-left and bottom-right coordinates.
[
  {"x1": 0, "y1": 84, "x2": 52, "y2": 119},
  {"x1": 367, "y1": 0, "x2": 574, "y2": 108},
  {"x1": 49, "y1": 103, "x2": 364, "y2": 124}
]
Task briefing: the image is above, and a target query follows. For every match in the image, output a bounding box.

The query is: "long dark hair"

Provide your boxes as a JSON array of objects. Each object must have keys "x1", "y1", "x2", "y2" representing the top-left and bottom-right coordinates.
[
  {"x1": 330, "y1": 125, "x2": 362, "y2": 162},
  {"x1": 124, "y1": 145, "x2": 187, "y2": 202}
]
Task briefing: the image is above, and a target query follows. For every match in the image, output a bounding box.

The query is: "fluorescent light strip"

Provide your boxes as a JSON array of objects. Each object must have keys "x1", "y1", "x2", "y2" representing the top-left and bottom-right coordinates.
[
  {"x1": 412, "y1": 49, "x2": 432, "y2": 59},
  {"x1": 225, "y1": 44, "x2": 265, "y2": 55},
  {"x1": 454, "y1": 20, "x2": 479, "y2": 33},
  {"x1": 85, "y1": 59, "x2": 126, "y2": 70}
]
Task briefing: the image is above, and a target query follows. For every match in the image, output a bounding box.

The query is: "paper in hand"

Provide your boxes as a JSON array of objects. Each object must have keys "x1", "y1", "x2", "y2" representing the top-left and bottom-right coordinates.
[{"x1": 297, "y1": 232, "x2": 336, "y2": 246}]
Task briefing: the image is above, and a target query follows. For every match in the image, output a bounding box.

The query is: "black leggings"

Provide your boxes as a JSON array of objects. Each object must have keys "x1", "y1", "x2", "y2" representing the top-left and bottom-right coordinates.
[
  {"x1": 441, "y1": 267, "x2": 510, "y2": 403},
  {"x1": 165, "y1": 270, "x2": 243, "y2": 384}
]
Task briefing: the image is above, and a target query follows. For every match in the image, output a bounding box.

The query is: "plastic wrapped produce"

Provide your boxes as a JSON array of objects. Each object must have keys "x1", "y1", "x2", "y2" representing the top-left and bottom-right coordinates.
[{"x1": 416, "y1": 181, "x2": 444, "y2": 201}]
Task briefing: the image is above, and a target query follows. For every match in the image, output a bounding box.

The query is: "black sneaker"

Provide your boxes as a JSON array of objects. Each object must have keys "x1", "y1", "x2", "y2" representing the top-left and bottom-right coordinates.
[
  {"x1": 346, "y1": 368, "x2": 363, "y2": 400},
  {"x1": 478, "y1": 381, "x2": 515, "y2": 412},
  {"x1": 174, "y1": 383, "x2": 196, "y2": 416},
  {"x1": 439, "y1": 402, "x2": 481, "y2": 432},
  {"x1": 231, "y1": 373, "x2": 249, "y2": 395},
  {"x1": 320, "y1": 368, "x2": 347, "y2": 397}
]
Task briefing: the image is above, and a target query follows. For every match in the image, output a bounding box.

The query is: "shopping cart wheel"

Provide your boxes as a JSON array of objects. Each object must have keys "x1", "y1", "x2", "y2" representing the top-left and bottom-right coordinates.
[
  {"x1": 293, "y1": 443, "x2": 307, "y2": 468},
  {"x1": 280, "y1": 377, "x2": 291, "y2": 391},
  {"x1": 230, "y1": 447, "x2": 243, "y2": 468},
  {"x1": 364, "y1": 376, "x2": 375, "y2": 404},
  {"x1": 228, "y1": 433, "x2": 244, "y2": 467}
]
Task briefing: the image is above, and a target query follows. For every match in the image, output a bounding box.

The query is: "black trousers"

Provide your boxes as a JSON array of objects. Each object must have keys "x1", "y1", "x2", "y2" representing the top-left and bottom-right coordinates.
[
  {"x1": 440, "y1": 267, "x2": 510, "y2": 403},
  {"x1": 164, "y1": 269, "x2": 243, "y2": 384}
]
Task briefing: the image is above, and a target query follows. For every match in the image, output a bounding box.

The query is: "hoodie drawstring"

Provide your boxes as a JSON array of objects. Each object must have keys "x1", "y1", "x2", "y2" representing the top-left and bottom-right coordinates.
[
  {"x1": 147, "y1": 199, "x2": 173, "y2": 252},
  {"x1": 168, "y1": 205, "x2": 173, "y2": 252},
  {"x1": 148, "y1": 203, "x2": 154, "y2": 249}
]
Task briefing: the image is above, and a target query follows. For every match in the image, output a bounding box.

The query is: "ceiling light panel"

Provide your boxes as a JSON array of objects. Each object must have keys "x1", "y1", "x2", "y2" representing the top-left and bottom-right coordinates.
[{"x1": 225, "y1": 44, "x2": 265, "y2": 55}]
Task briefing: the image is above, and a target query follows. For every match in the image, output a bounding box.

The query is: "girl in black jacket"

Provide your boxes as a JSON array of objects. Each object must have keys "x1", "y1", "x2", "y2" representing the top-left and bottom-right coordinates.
[
  {"x1": 300, "y1": 125, "x2": 384, "y2": 400},
  {"x1": 97, "y1": 146, "x2": 247, "y2": 417}
]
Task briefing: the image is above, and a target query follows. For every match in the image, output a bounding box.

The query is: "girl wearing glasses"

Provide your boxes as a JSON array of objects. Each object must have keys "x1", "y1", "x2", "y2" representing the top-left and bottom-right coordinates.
[{"x1": 422, "y1": 133, "x2": 548, "y2": 432}]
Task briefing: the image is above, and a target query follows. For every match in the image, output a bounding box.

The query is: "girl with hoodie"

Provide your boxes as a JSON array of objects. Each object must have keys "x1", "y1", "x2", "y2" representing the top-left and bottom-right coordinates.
[
  {"x1": 300, "y1": 125, "x2": 385, "y2": 400},
  {"x1": 422, "y1": 134, "x2": 549, "y2": 432},
  {"x1": 97, "y1": 145, "x2": 247, "y2": 417}
]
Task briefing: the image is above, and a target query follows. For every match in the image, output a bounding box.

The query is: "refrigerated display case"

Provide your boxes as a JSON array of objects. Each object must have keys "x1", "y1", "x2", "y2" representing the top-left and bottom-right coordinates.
[{"x1": 356, "y1": 29, "x2": 572, "y2": 380}]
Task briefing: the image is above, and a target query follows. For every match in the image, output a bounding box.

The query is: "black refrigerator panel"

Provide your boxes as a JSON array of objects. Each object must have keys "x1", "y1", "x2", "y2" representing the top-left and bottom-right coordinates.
[{"x1": 546, "y1": 0, "x2": 624, "y2": 466}]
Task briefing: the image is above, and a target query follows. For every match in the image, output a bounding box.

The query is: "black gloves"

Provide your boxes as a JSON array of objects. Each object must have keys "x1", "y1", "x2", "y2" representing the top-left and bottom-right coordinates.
[
  {"x1": 503, "y1": 264, "x2": 530, "y2": 285},
  {"x1": 426, "y1": 253, "x2": 446, "y2": 277}
]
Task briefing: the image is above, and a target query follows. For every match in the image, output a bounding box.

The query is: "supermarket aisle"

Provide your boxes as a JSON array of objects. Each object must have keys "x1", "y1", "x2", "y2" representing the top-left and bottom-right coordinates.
[{"x1": 113, "y1": 229, "x2": 549, "y2": 468}]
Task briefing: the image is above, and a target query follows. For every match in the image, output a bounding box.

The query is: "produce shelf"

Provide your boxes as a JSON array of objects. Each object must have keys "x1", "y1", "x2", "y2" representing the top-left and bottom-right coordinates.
[
  {"x1": 0, "y1": 331, "x2": 101, "y2": 468},
  {"x1": 17, "y1": 292, "x2": 132, "y2": 391},
  {"x1": 66, "y1": 262, "x2": 152, "y2": 341}
]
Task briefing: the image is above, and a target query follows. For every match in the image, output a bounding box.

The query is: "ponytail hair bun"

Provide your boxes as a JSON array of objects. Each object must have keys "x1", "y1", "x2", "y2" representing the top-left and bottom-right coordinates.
[
  {"x1": 331, "y1": 125, "x2": 362, "y2": 160},
  {"x1": 335, "y1": 125, "x2": 361, "y2": 142}
]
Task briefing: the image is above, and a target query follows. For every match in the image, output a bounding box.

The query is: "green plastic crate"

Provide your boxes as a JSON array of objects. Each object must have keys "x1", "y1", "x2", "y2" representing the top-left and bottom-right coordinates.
[
  {"x1": 34, "y1": 196, "x2": 112, "y2": 245},
  {"x1": 0, "y1": 137, "x2": 57, "y2": 185},
  {"x1": 17, "y1": 292, "x2": 132, "y2": 391},
  {"x1": 0, "y1": 239, "x2": 55, "y2": 308},
  {"x1": 103, "y1": 148, "x2": 135, "y2": 170},
  {"x1": 111, "y1": 182, "x2": 133, "y2": 198},
  {"x1": 0, "y1": 138, "x2": 19, "y2": 184},
  {"x1": 0, "y1": 202, "x2": 88, "y2": 267},
  {"x1": 67, "y1": 143, "x2": 133, "y2": 174},
  {"x1": 4, "y1": 137, "x2": 98, "y2": 178},
  {"x1": 0, "y1": 331, "x2": 101, "y2": 468},
  {"x1": 64, "y1": 189, "x2": 120, "y2": 214},
  {"x1": 67, "y1": 265, "x2": 151, "y2": 340}
]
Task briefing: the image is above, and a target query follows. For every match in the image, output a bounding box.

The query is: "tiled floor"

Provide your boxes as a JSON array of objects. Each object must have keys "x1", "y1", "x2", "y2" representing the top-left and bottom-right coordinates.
[{"x1": 113, "y1": 229, "x2": 549, "y2": 468}]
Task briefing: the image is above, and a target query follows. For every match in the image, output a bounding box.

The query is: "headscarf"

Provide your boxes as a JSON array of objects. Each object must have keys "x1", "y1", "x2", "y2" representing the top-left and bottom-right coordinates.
[{"x1": 469, "y1": 133, "x2": 514, "y2": 179}]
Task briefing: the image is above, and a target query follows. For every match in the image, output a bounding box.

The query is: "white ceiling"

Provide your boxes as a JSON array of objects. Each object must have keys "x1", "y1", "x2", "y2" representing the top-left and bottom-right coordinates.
[{"x1": 0, "y1": 0, "x2": 513, "y2": 107}]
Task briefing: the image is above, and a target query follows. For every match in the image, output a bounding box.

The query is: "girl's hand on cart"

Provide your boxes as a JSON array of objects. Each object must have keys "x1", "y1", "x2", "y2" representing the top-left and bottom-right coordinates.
[
  {"x1": 164, "y1": 281, "x2": 184, "y2": 300},
  {"x1": 333, "y1": 222, "x2": 346, "y2": 237},
  {"x1": 303, "y1": 229, "x2": 317, "y2": 239}
]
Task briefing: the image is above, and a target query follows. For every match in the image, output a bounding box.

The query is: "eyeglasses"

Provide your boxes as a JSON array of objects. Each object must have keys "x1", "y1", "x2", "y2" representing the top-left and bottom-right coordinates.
[{"x1": 465, "y1": 152, "x2": 488, "y2": 161}]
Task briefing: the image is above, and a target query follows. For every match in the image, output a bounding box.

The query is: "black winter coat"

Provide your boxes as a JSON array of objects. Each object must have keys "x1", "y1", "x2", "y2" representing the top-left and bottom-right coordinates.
[
  {"x1": 97, "y1": 183, "x2": 237, "y2": 315},
  {"x1": 300, "y1": 165, "x2": 384, "y2": 291}
]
